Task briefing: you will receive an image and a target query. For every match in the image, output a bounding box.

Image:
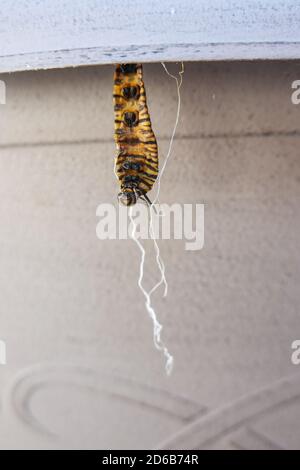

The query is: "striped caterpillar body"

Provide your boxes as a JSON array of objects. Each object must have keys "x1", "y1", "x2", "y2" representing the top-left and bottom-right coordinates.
[{"x1": 113, "y1": 63, "x2": 158, "y2": 206}]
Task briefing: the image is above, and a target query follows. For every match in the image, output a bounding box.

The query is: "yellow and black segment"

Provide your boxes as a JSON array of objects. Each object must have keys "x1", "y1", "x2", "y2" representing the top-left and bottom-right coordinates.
[{"x1": 113, "y1": 63, "x2": 158, "y2": 206}]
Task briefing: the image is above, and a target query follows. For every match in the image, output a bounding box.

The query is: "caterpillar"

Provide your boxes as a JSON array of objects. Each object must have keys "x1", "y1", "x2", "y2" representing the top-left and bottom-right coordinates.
[{"x1": 113, "y1": 63, "x2": 158, "y2": 206}]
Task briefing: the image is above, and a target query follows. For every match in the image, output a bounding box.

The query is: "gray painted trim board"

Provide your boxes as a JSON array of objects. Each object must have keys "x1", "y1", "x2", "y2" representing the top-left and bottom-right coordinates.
[{"x1": 0, "y1": 1, "x2": 300, "y2": 72}]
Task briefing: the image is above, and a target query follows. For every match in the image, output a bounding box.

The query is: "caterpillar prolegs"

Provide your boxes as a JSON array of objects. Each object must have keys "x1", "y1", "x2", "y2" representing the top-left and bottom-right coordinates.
[{"x1": 113, "y1": 63, "x2": 158, "y2": 206}]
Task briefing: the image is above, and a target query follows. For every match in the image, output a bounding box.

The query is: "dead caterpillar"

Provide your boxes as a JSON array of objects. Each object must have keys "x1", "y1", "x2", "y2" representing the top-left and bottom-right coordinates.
[{"x1": 113, "y1": 63, "x2": 158, "y2": 206}]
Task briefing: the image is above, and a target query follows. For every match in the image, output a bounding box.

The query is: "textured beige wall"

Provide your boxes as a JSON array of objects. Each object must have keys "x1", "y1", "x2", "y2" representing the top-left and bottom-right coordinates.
[{"x1": 0, "y1": 62, "x2": 300, "y2": 449}]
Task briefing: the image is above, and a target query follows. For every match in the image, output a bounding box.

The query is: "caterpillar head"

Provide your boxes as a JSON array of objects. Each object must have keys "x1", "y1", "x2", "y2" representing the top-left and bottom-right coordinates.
[{"x1": 118, "y1": 188, "x2": 137, "y2": 206}]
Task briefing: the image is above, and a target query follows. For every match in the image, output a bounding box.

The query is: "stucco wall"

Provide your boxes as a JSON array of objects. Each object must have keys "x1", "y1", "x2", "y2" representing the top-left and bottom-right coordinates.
[{"x1": 0, "y1": 62, "x2": 300, "y2": 449}]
